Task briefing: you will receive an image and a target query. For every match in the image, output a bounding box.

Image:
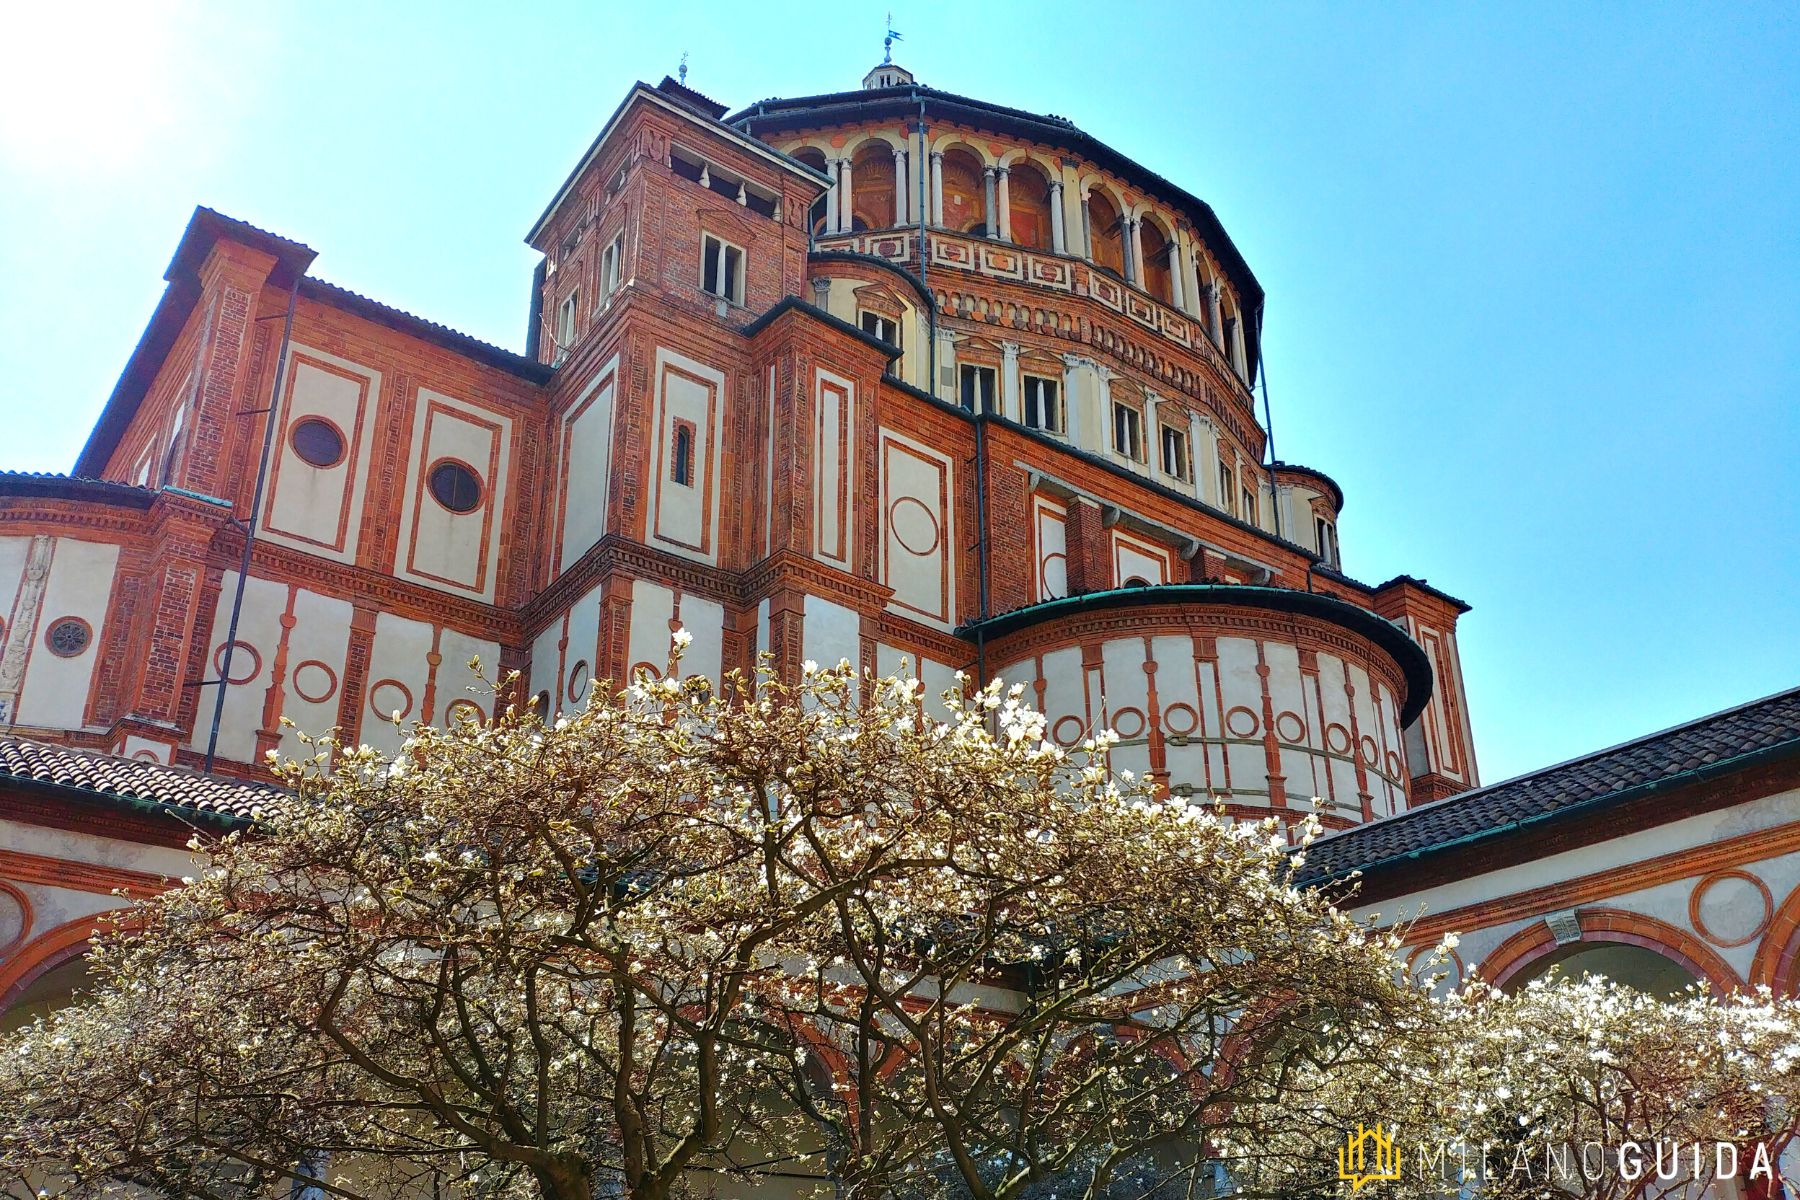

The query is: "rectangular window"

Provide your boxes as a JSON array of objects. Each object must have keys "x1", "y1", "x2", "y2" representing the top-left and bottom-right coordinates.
[
  {"x1": 1023, "y1": 375, "x2": 1063, "y2": 434},
  {"x1": 1242, "y1": 486, "x2": 1258, "y2": 524},
  {"x1": 959, "y1": 364, "x2": 997, "y2": 413},
  {"x1": 1159, "y1": 424, "x2": 1192, "y2": 481},
  {"x1": 701, "y1": 234, "x2": 744, "y2": 305},
  {"x1": 1218, "y1": 462, "x2": 1236, "y2": 515},
  {"x1": 1112, "y1": 403, "x2": 1145, "y2": 462},
  {"x1": 599, "y1": 234, "x2": 623, "y2": 302},
  {"x1": 859, "y1": 310, "x2": 900, "y2": 348}
]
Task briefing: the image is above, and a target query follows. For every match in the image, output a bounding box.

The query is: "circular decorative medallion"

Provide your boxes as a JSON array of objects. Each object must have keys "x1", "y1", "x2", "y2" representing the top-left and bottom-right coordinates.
[
  {"x1": 1052, "y1": 715, "x2": 1087, "y2": 747},
  {"x1": 369, "y1": 678, "x2": 414, "y2": 724},
  {"x1": 1274, "y1": 711, "x2": 1308, "y2": 744},
  {"x1": 428, "y1": 459, "x2": 484, "y2": 514},
  {"x1": 888, "y1": 496, "x2": 942, "y2": 557},
  {"x1": 1162, "y1": 702, "x2": 1199, "y2": 737},
  {"x1": 292, "y1": 659, "x2": 339, "y2": 705},
  {"x1": 1110, "y1": 706, "x2": 1146, "y2": 739},
  {"x1": 1224, "y1": 706, "x2": 1259, "y2": 738},
  {"x1": 567, "y1": 659, "x2": 590, "y2": 704},
  {"x1": 212, "y1": 640, "x2": 261, "y2": 686},
  {"x1": 44, "y1": 617, "x2": 92, "y2": 658},
  {"x1": 444, "y1": 698, "x2": 484, "y2": 726},
  {"x1": 1689, "y1": 870, "x2": 1772, "y2": 948},
  {"x1": 289, "y1": 417, "x2": 347, "y2": 468}
]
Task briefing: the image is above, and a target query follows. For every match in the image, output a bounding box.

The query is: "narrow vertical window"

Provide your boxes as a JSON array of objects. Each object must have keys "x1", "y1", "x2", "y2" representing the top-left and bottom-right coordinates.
[
  {"x1": 1112, "y1": 402, "x2": 1144, "y2": 462},
  {"x1": 1219, "y1": 462, "x2": 1236, "y2": 515},
  {"x1": 671, "y1": 422, "x2": 695, "y2": 487},
  {"x1": 555, "y1": 290, "x2": 579, "y2": 356},
  {"x1": 599, "y1": 234, "x2": 623, "y2": 301},
  {"x1": 1160, "y1": 424, "x2": 1191, "y2": 481},
  {"x1": 1242, "y1": 485, "x2": 1258, "y2": 525},
  {"x1": 701, "y1": 235, "x2": 745, "y2": 305},
  {"x1": 1023, "y1": 376, "x2": 1063, "y2": 433}
]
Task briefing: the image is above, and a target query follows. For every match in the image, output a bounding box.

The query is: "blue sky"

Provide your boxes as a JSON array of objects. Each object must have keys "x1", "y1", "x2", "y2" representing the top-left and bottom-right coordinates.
[{"x1": 1, "y1": 2, "x2": 1795, "y2": 784}]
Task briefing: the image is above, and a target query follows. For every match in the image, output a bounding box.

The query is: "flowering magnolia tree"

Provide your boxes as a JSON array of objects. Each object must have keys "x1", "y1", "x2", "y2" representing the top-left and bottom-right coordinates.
[
  {"x1": 0, "y1": 650, "x2": 1796, "y2": 1200},
  {"x1": 0, "y1": 653, "x2": 1433, "y2": 1200},
  {"x1": 1226, "y1": 969, "x2": 1800, "y2": 1200}
]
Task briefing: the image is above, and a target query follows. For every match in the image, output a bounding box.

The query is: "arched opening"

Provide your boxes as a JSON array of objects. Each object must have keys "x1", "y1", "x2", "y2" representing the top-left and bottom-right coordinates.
[
  {"x1": 940, "y1": 148, "x2": 988, "y2": 237},
  {"x1": 1007, "y1": 160, "x2": 1054, "y2": 250},
  {"x1": 1140, "y1": 216, "x2": 1173, "y2": 305},
  {"x1": 1086, "y1": 190, "x2": 1124, "y2": 277},
  {"x1": 851, "y1": 142, "x2": 896, "y2": 230},
  {"x1": 1507, "y1": 942, "x2": 1700, "y2": 1000},
  {"x1": 0, "y1": 953, "x2": 92, "y2": 1035},
  {"x1": 791, "y1": 147, "x2": 830, "y2": 236},
  {"x1": 159, "y1": 431, "x2": 185, "y2": 487}
]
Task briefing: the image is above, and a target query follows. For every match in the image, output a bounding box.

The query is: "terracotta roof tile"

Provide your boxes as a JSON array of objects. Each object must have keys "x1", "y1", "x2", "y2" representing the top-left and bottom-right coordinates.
[
  {"x1": 0, "y1": 737, "x2": 284, "y2": 825},
  {"x1": 1301, "y1": 686, "x2": 1800, "y2": 883}
]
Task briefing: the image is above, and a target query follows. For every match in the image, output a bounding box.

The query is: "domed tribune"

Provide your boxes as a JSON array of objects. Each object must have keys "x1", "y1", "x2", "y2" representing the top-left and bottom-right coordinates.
[{"x1": 967, "y1": 584, "x2": 1435, "y2": 828}]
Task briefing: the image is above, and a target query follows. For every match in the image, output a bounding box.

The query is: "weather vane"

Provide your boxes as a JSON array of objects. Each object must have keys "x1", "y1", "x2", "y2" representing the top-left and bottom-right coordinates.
[
  {"x1": 884, "y1": 13, "x2": 903, "y2": 64},
  {"x1": 678, "y1": 51, "x2": 689, "y2": 85}
]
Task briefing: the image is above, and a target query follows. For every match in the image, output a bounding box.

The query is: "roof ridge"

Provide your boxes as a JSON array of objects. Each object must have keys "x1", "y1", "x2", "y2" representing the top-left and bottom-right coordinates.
[
  {"x1": 1309, "y1": 683, "x2": 1800, "y2": 849},
  {"x1": 0, "y1": 733, "x2": 283, "y2": 793}
]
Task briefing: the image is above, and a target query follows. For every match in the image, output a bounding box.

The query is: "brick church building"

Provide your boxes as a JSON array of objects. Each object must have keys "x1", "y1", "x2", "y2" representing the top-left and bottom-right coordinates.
[{"x1": 0, "y1": 60, "x2": 1796, "y2": 1078}]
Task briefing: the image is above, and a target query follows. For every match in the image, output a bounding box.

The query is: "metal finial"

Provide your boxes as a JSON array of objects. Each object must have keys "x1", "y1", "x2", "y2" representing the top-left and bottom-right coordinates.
[
  {"x1": 678, "y1": 51, "x2": 688, "y2": 85},
  {"x1": 884, "y1": 14, "x2": 903, "y2": 64}
]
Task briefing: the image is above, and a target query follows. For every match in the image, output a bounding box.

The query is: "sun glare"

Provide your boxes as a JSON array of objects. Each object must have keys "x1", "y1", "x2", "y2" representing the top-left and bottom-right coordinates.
[{"x1": 0, "y1": 0, "x2": 193, "y2": 173}]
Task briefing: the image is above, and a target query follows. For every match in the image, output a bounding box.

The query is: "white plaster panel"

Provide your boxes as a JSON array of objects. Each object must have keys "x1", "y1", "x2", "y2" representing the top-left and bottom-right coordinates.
[
  {"x1": 674, "y1": 594, "x2": 725, "y2": 687},
  {"x1": 815, "y1": 370, "x2": 856, "y2": 570},
  {"x1": 560, "y1": 584, "x2": 604, "y2": 711},
  {"x1": 529, "y1": 619, "x2": 564, "y2": 717},
  {"x1": 556, "y1": 357, "x2": 618, "y2": 574},
  {"x1": 16, "y1": 539, "x2": 119, "y2": 730},
  {"x1": 627, "y1": 579, "x2": 678, "y2": 680},
  {"x1": 1032, "y1": 498, "x2": 1066, "y2": 601},
  {"x1": 394, "y1": 389, "x2": 513, "y2": 600},
  {"x1": 802, "y1": 594, "x2": 860, "y2": 672},
  {"x1": 262, "y1": 346, "x2": 380, "y2": 564},
  {"x1": 274, "y1": 586, "x2": 354, "y2": 760},
  {"x1": 879, "y1": 428, "x2": 956, "y2": 628},
  {"x1": 361, "y1": 614, "x2": 437, "y2": 758},
  {"x1": 649, "y1": 348, "x2": 723, "y2": 565}
]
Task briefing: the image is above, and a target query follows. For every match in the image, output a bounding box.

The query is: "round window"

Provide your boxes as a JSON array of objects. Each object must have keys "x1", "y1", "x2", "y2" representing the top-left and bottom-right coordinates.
[
  {"x1": 290, "y1": 418, "x2": 346, "y2": 468},
  {"x1": 45, "y1": 617, "x2": 92, "y2": 658},
  {"x1": 428, "y1": 460, "x2": 484, "y2": 514}
]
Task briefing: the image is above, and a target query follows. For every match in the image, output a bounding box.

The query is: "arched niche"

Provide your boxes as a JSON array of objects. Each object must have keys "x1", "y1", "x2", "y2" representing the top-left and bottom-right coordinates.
[
  {"x1": 1140, "y1": 215, "x2": 1174, "y2": 305},
  {"x1": 1086, "y1": 190, "x2": 1125, "y2": 276},
  {"x1": 851, "y1": 141, "x2": 897, "y2": 230},
  {"x1": 940, "y1": 147, "x2": 988, "y2": 236},
  {"x1": 1007, "y1": 160, "x2": 1054, "y2": 250}
]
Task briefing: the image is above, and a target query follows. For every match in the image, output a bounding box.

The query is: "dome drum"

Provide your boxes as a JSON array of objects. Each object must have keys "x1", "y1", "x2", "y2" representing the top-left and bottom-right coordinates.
[{"x1": 966, "y1": 585, "x2": 1432, "y2": 826}]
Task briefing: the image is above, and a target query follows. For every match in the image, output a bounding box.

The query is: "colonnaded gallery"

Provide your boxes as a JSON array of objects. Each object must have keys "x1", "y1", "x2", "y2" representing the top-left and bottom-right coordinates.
[{"x1": 0, "y1": 61, "x2": 1797, "y2": 1053}]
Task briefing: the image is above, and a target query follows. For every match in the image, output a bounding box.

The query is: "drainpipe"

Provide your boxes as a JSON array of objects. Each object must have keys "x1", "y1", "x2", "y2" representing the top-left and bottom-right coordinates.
[
  {"x1": 1252, "y1": 301, "x2": 1284, "y2": 542},
  {"x1": 204, "y1": 270, "x2": 302, "y2": 773}
]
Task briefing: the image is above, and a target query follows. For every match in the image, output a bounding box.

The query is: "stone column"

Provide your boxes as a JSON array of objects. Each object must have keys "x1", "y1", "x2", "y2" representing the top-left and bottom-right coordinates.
[
  {"x1": 1000, "y1": 342, "x2": 1021, "y2": 422},
  {"x1": 1078, "y1": 190, "x2": 1092, "y2": 260},
  {"x1": 1169, "y1": 246, "x2": 1185, "y2": 310},
  {"x1": 930, "y1": 151, "x2": 944, "y2": 226},
  {"x1": 996, "y1": 165, "x2": 1012, "y2": 243},
  {"x1": 892, "y1": 146, "x2": 908, "y2": 226},
  {"x1": 824, "y1": 157, "x2": 841, "y2": 234},
  {"x1": 1049, "y1": 181, "x2": 1066, "y2": 253},
  {"x1": 839, "y1": 156, "x2": 855, "y2": 231},
  {"x1": 1128, "y1": 217, "x2": 1145, "y2": 285},
  {"x1": 1122, "y1": 217, "x2": 1138, "y2": 285},
  {"x1": 1206, "y1": 281, "x2": 1224, "y2": 348},
  {"x1": 981, "y1": 166, "x2": 997, "y2": 238}
]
